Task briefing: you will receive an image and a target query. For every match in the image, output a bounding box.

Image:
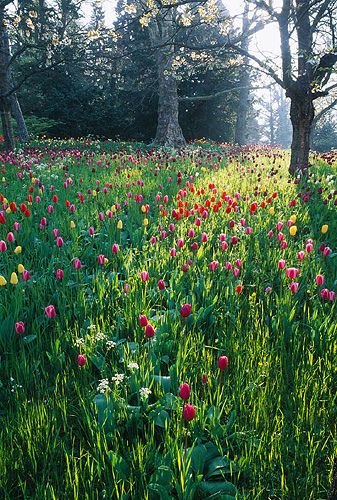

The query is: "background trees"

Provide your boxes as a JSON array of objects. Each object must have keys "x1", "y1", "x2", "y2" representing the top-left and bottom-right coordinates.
[{"x1": 1, "y1": 0, "x2": 337, "y2": 161}]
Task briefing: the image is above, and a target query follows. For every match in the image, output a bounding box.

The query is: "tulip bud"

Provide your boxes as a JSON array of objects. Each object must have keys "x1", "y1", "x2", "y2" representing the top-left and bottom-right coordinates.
[
  {"x1": 179, "y1": 383, "x2": 191, "y2": 401},
  {"x1": 15, "y1": 321, "x2": 25, "y2": 334},
  {"x1": 218, "y1": 355, "x2": 228, "y2": 371},
  {"x1": 182, "y1": 403, "x2": 196, "y2": 422},
  {"x1": 77, "y1": 354, "x2": 86, "y2": 366}
]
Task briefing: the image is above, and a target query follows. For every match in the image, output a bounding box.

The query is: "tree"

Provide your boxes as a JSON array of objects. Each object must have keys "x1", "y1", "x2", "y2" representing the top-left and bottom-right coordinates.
[{"x1": 232, "y1": 0, "x2": 337, "y2": 174}]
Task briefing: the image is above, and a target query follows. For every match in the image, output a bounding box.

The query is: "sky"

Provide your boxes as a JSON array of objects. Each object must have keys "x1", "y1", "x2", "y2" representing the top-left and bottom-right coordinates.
[{"x1": 83, "y1": 0, "x2": 282, "y2": 59}]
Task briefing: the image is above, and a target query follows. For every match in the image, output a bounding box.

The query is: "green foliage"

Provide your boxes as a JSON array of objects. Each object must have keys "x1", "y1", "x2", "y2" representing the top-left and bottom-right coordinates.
[{"x1": 0, "y1": 141, "x2": 336, "y2": 498}]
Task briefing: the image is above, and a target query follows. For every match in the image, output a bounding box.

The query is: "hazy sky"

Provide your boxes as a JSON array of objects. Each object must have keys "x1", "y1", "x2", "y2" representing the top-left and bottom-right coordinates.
[{"x1": 84, "y1": 0, "x2": 282, "y2": 60}]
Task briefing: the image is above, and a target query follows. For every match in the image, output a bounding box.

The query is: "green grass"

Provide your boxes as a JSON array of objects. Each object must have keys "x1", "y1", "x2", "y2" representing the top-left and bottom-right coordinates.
[{"x1": 0, "y1": 141, "x2": 336, "y2": 499}]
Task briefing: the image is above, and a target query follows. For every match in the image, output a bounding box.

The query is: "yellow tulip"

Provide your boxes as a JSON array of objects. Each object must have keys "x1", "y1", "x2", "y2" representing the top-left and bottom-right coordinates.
[
  {"x1": 70, "y1": 221, "x2": 76, "y2": 229},
  {"x1": 10, "y1": 272, "x2": 18, "y2": 285},
  {"x1": 31, "y1": 177, "x2": 35, "y2": 184},
  {"x1": 104, "y1": 258, "x2": 109, "y2": 266},
  {"x1": 321, "y1": 224, "x2": 328, "y2": 234},
  {"x1": 290, "y1": 214, "x2": 297, "y2": 223},
  {"x1": 141, "y1": 205, "x2": 146, "y2": 213},
  {"x1": 18, "y1": 264, "x2": 24, "y2": 274},
  {"x1": 143, "y1": 218, "x2": 149, "y2": 226},
  {"x1": 269, "y1": 207, "x2": 275, "y2": 215},
  {"x1": 117, "y1": 220, "x2": 123, "y2": 230},
  {"x1": 111, "y1": 205, "x2": 116, "y2": 213},
  {"x1": 1, "y1": 177, "x2": 5, "y2": 182},
  {"x1": 289, "y1": 225, "x2": 297, "y2": 236},
  {"x1": 92, "y1": 190, "x2": 97, "y2": 197},
  {"x1": 6, "y1": 207, "x2": 11, "y2": 214},
  {"x1": 0, "y1": 275, "x2": 7, "y2": 286},
  {"x1": 14, "y1": 246, "x2": 22, "y2": 254}
]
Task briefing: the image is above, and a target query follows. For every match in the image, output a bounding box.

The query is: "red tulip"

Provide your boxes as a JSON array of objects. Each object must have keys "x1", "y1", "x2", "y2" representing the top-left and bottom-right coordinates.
[
  {"x1": 180, "y1": 303, "x2": 192, "y2": 318},
  {"x1": 139, "y1": 315, "x2": 148, "y2": 327},
  {"x1": 112, "y1": 243, "x2": 119, "y2": 253},
  {"x1": 55, "y1": 269, "x2": 64, "y2": 280},
  {"x1": 77, "y1": 354, "x2": 86, "y2": 366},
  {"x1": 218, "y1": 356, "x2": 228, "y2": 371},
  {"x1": 145, "y1": 323, "x2": 155, "y2": 338},
  {"x1": 158, "y1": 279, "x2": 166, "y2": 290},
  {"x1": 182, "y1": 403, "x2": 196, "y2": 422},
  {"x1": 179, "y1": 383, "x2": 191, "y2": 401}
]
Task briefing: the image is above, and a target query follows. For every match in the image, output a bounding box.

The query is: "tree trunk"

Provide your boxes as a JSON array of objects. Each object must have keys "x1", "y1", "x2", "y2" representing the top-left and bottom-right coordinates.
[
  {"x1": 10, "y1": 94, "x2": 30, "y2": 143},
  {"x1": 0, "y1": 9, "x2": 15, "y2": 150},
  {"x1": 152, "y1": 48, "x2": 186, "y2": 149},
  {"x1": 289, "y1": 94, "x2": 314, "y2": 175}
]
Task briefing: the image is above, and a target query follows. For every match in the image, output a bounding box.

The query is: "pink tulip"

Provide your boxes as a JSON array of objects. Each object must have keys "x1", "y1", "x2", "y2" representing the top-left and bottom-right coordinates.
[
  {"x1": 315, "y1": 275, "x2": 324, "y2": 286},
  {"x1": 177, "y1": 239, "x2": 184, "y2": 248},
  {"x1": 201, "y1": 233, "x2": 208, "y2": 243},
  {"x1": 218, "y1": 355, "x2": 228, "y2": 370},
  {"x1": 329, "y1": 291, "x2": 336, "y2": 301},
  {"x1": 45, "y1": 305, "x2": 56, "y2": 318},
  {"x1": 320, "y1": 288, "x2": 329, "y2": 299},
  {"x1": 7, "y1": 232, "x2": 14, "y2": 242},
  {"x1": 15, "y1": 321, "x2": 25, "y2": 334},
  {"x1": 78, "y1": 354, "x2": 86, "y2": 366},
  {"x1": 0, "y1": 240, "x2": 7, "y2": 252},
  {"x1": 221, "y1": 241, "x2": 229, "y2": 251},
  {"x1": 323, "y1": 246, "x2": 331, "y2": 257},
  {"x1": 145, "y1": 323, "x2": 155, "y2": 338},
  {"x1": 170, "y1": 248, "x2": 177, "y2": 257},
  {"x1": 140, "y1": 271, "x2": 149, "y2": 282},
  {"x1": 278, "y1": 259, "x2": 286, "y2": 269},
  {"x1": 56, "y1": 237, "x2": 64, "y2": 247},
  {"x1": 139, "y1": 315, "x2": 148, "y2": 327},
  {"x1": 73, "y1": 258, "x2": 82, "y2": 270},
  {"x1": 209, "y1": 261, "x2": 219, "y2": 271},
  {"x1": 112, "y1": 243, "x2": 119, "y2": 253},
  {"x1": 97, "y1": 254, "x2": 105, "y2": 265},
  {"x1": 55, "y1": 269, "x2": 64, "y2": 280},
  {"x1": 289, "y1": 282, "x2": 299, "y2": 293},
  {"x1": 22, "y1": 270, "x2": 31, "y2": 281},
  {"x1": 298, "y1": 251, "x2": 305, "y2": 260},
  {"x1": 286, "y1": 267, "x2": 299, "y2": 279}
]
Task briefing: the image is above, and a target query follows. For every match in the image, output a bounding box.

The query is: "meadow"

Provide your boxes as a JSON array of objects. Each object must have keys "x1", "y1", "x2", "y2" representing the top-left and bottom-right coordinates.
[{"x1": 0, "y1": 139, "x2": 336, "y2": 499}]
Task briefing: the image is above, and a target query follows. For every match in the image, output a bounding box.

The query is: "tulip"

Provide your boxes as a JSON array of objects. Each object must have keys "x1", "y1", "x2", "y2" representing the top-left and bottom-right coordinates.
[
  {"x1": 182, "y1": 403, "x2": 196, "y2": 422},
  {"x1": 218, "y1": 355, "x2": 228, "y2": 370},
  {"x1": 15, "y1": 322, "x2": 25, "y2": 334},
  {"x1": 145, "y1": 323, "x2": 155, "y2": 338},
  {"x1": 329, "y1": 291, "x2": 336, "y2": 301},
  {"x1": 235, "y1": 284, "x2": 243, "y2": 294},
  {"x1": 56, "y1": 237, "x2": 64, "y2": 247},
  {"x1": 289, "y1": 225, "x2": 297, "y2": 236},
  {"x1": 117, "y1": 220, "x2": 123, "y2": 229},
  {"x1": 55, "y1": 269, "x2": 64, "y2": 280},
  {"x1": 286, "y1": 267, "x2": 299, "y2": 279},
  {"x1": 139, "y1": 315, "x2": 148, "y2": 327},
  {"x1": 316, "y1": 275, "x2": 324, "y2": 286},
  {"x1": 209, "y1": 261, "x2": 219, "y2": 271},
  {"x1": 180, "y1": 303, "x2": 192, "y2": 318},
  {"x1": 140, "y1": 271, "x2": 149, "y2": 282},
  {"x1": 306, "y1": 243, "x2": 313, "y2": 252},
  {"x1": 170, "y1": 248, "x2": 177, "y2": 257},
  {"x1": 321, "y1": 224, "x2": 328, "y2": 234},
  {"x1": 158, "y1": 279, "x2": 166, "y2": 290},
  {"x1": 221, "y1": 241, "x2": 228, "y2": 251},
  {"x1": 0, "y1": 240, "x2": 7, "y2": 252},
  {"x1": 77, "y1": 354, "x2": 86, "y2": 366},
  {"x1": 17, "y1": 264, "x2": 24, "y2": 274},
  {"x1": 73, "y1": 258, "x2": 82, "y2": 270},
  {"x1": 323, "y1": 246, "x2": 331, "y2": 257},
  {"x1": 179, "y1": 383, "x2": 191, "y2": 401},
  {"x1": 201, "y1": 233, "x2": 208, "y2": 243},
  {"x1": 298, "y1": 251, "x2": 305, "y2": 260},
  {"x1": 177, "y1": 239, "x2": 184, "y2": 248},
  {"x1": 22, "y1": 270, "x2": 31, "y2": 281},
  {"x1": 289, "y1": 282, "x2": 299, "y2": 294},
  {"x1": 0, "y1": 275, "x2": 7, "y2": 286},
  {"x1": 7, "y1": 232, "x2": 14, "y2": 242},
  {"x1": 112, "y1": 243, "x2": 119, "y2": 253},
  {"x1": 201, "y1": 374, "x2": 208, "y2": 385},
  {"x1": 97, "y1": 254, "x2": 105, "y2": 265},
  {"x1": 10, "y1": 272, "x2": 18, "y2": 285},
  {"x1": 265, "y1": 286, "x2": 272, "y2": 294},
  {"x1": 70, "y1": 221, "x2": 75, "y2": 228},
  {"x1": 320, "y1": 288, "x2": 329, "y2": 299},
  {"x1": 45, "y1": 305, "x2": 56, "y2": 318}
]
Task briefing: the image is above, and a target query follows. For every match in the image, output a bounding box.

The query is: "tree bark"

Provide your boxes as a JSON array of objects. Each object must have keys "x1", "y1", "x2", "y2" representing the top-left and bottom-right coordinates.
[
  {"x1": 0, "y1": 9, "x2": 15, "y2": 150},
  {"x1": 10, "y1": 93, "x2": 30, "y2": 143},
  {"x1": 289, "y1": 94, "x2": 314, "y2": 175},
  {"x1": 152, "y1": 48, "x2": 186, "y2": 149}
]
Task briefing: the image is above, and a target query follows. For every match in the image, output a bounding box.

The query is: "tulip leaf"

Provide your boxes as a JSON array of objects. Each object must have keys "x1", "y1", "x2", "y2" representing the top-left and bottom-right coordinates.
[
  {"x1": 153, "y1": 375, "x2": 171, "y2": 393},
  {"x1": 23, "y1": 335, "x2": 37, "y2": 344}
]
